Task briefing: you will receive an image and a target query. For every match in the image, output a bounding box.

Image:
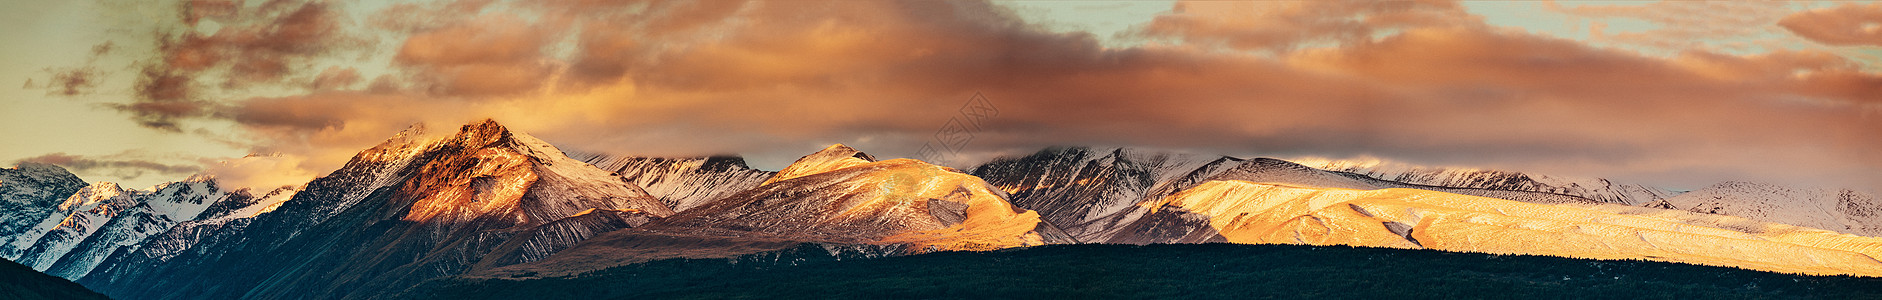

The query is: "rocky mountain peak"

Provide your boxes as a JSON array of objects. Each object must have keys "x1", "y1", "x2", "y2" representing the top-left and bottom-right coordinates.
[
  {"x1": 12, "y1": 162, "x2": 73, "y2": 176},
  {"x1": 57, "y1": 183, "x2": 129, "y2": 211},
  {"x1": 391, "y1": 119, "x2": 673, "y2": 223},
  {"x1": 448, "y1": 119, "x2": 514, "y2": 149}
]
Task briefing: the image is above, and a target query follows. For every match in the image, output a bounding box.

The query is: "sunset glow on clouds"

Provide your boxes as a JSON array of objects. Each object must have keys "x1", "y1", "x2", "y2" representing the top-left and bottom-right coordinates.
[{"x1": 4, "y1": 0, "x2": 1880, "y2": 192}]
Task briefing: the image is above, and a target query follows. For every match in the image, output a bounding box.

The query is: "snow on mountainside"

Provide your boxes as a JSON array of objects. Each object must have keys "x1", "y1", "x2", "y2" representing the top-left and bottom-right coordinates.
[
  {"x1": 0, "y1": 163, "x2": 88, "y2": 258},
  {"x1": 36, "y1": 177, "x2": 234, "y2": 279},
  {"x1": 1103, "y1": 158, "x2": 1404, "y2": 244},
  {"x1": 195, "y1": 185, "x2": 303, "y2": 222},
  {"x1": 1205, "y1": 158, "x2": 1381, "y2": 190},
  {"x1": 1654, "y1": 182, "x2": 1882, "y2": 237},
  {"x1": 566, "y1": 152, "x2": 774, "y2": 213},
  {"x1": 1139, "y1": 180, "x2": 1882, "y2": 276},
  {"x1": 79, "y1": 124, "x2": 470, "y2": 296},
  {"x1": 393, "y1": 122, "x2": 675, "y2": 224},
  {"x1": 0, "y1": 173, "x2": 285, "y2": 280},
  {"x1": 93, "y1": 184, "x2": 299, "y2": 266},
  {"x1": 74, "y1": 187, "x2": 300, "y2": 288},
  {"x1": 11, "y1": 183, "x2": 139, "y2": 270},
  {"x1": 469, "y1": 208, "x2": 658, "y2": 271},
  {"x1": 479, "y1": 146, "x2": 1882, "y2": 284},
  {"x1": 486, "y1": 144, "x2": 1064, "y2": 278},
  {"x1": 80, "y1": 120, "x2": 677, "y2": 300},
  {"x1": 233, "y1": 120, "x2": 672, "y2": 299},
  {"x1": 966, "y1": 149, "x2": 1620, "y2": 244},
  {"x1": 968, "y1": 147, "x2": 1221, "y2": 241},
  {"x1": 1295, "y1": 157, "x2": 1679, "y2": 205},
  {"x1": 762, "y1": 144, "x2": 877, "y2": 185},
  {"x1": 0, "y1": 130, "x2": 1868, "y2": 299},
  {"x1": 1100, "y1": 158, "x2": 1689, "y2": 244},
  {"x1": 667, "y1": 144, "x2": 1056, "y2": 251},
  {"x1": 274, "y1": 123, "x2": 447, "y2": 237},
  {"x1": 1275, "y1": 157, "x2": 1882, "y2": 239}
]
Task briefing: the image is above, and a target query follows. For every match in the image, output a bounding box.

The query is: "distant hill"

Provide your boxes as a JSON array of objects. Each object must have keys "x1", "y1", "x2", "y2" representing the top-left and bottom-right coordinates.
[
  {"x1": 0, "y1": 258, "x2": 108, "y2": 300},
  {"x1": 399, "y1": 243, "x2": 1882, "y2": 299}
]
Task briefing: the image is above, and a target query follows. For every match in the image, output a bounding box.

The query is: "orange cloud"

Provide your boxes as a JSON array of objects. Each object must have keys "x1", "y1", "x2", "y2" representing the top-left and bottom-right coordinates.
[
  {"x1": 1780, "y1": 3, "x2": 1882, "y2": 47},
  {"x1": 121, "y1": 1, "x2": 362, "y2": 132},
  {"x1": 1137, "y1": 0, "x2": 1481, "y2": 51},
  {"x1": 92, "y1": 0, "x2": 1882, "y2": 192},
  {"x1": 204, "y1": 155, "x2": 319, "y2": 192},
  {"x1": 395, "y1": 14, "x2": 559, "y2": 96},
  {"x1": 309, "y1": 66, "x2": 361, "y2": 91},
  {"x1": 1546, "y1": 1, "x2": 1793, "y2": 52}
]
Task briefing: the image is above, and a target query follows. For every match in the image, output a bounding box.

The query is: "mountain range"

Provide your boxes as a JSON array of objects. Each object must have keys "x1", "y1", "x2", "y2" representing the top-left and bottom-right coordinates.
[{"x1": 1, "y1": 119, "x2": 1877, "y2": 299}]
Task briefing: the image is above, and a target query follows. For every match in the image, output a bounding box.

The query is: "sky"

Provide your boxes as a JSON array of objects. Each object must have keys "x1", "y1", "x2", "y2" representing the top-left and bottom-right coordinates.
[{"x1": 0, "y1": 0, "x2": 1877, "y2": 193}]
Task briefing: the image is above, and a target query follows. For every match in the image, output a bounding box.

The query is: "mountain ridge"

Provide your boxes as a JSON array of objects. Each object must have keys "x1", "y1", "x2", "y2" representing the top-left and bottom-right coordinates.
[
  {"x1": 476, "y1": 146, "x2": 1062, "y2": 278},
  {"x1": 564, "y1": 152, "x2": 774, "y2": 213},
  {"x1": 77, "y1": 119, "x2": 677, "y2": 299},
  {"x1": 0, "y1": 120, "x2": 1871, "y2": 299}
]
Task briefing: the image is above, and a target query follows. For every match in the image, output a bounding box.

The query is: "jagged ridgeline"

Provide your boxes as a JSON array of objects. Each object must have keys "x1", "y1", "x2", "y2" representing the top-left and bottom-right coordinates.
[
  {"x1": 1, "y1": 119, "x2": 1879, "y2": 300},
  {"x1": 47, "y1": 120, "x2": 1059, "y2": 300},
  {"x1": 77, "y1": 120, "x2": 674, "y2": 300}
]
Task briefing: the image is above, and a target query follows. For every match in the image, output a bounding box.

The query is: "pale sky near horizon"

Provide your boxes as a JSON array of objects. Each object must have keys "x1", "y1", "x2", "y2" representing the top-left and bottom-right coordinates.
[{"x1": 0, "y1": 0, "x2": 1877, "y2": 191}]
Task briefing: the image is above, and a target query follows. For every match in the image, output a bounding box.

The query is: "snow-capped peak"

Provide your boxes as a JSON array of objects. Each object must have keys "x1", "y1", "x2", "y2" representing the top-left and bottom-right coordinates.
[
  {"x1": 387, "y1": 119, "x2": 677, "y2": 223},
  {"x1": 448, "y1": 119, "x2": 513, "y2": 149},
  {"x1": 0, "y1": 162, "x2": 86, "y2": 207},
  {"x1": 762, "y1": 144, "x2": 879, "y2": 185},
  {"x1": 426, "y1": 119, "x2": 577, "y2": 164},
  {"x1": 56, "y1": 183, "x2": 127, "y2": 211}
]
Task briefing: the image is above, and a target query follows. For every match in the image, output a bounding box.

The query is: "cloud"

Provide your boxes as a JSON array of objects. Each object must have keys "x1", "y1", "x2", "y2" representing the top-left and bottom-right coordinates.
[
  {"x1": 15, "y1": 151, "x2": 321, "y2": 192},
  {"x1": 116, "y1": 0, "x2": 361, "y2": 132},
  {"x1": 220, "y1": 92, "x2": 482, "y2": 182},
  {"x1": 72, "y1": 0, "x2": 1882, "y2": 192},
  {"x1": 1136, "y1": 0, "x2": 1482, "y2": 51},
  {"x1": 119, "y1": 66, "x2": 217, "y2": 130},
  {"x1": 309, "y1": 66, "x2": 361, "y2": 91},
  {"x1": 15, "y1": 152, "x2": 202, "y2": 183},
  {"x1": 42, "y1": 67, "x2": 101, "y2": 96},
  {"x1": 29, "y1": 42, "x2": 114, "y2": 97},
  {"x1": 1546, "y1": 1, "x2": 1796, "y2": 52},
  {"x1": 1274, "y1": 27, "x2": 1882, "y2": 186},
  {"x1": 203, "y1": 155, "x2": 318, "y2": 191},
  {"x1": 394, "y1": 13, "x2": 559, "y2": 96},
  {"x1": 1779, "y1": 3, "x2": 1882, "y2": 47}
]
